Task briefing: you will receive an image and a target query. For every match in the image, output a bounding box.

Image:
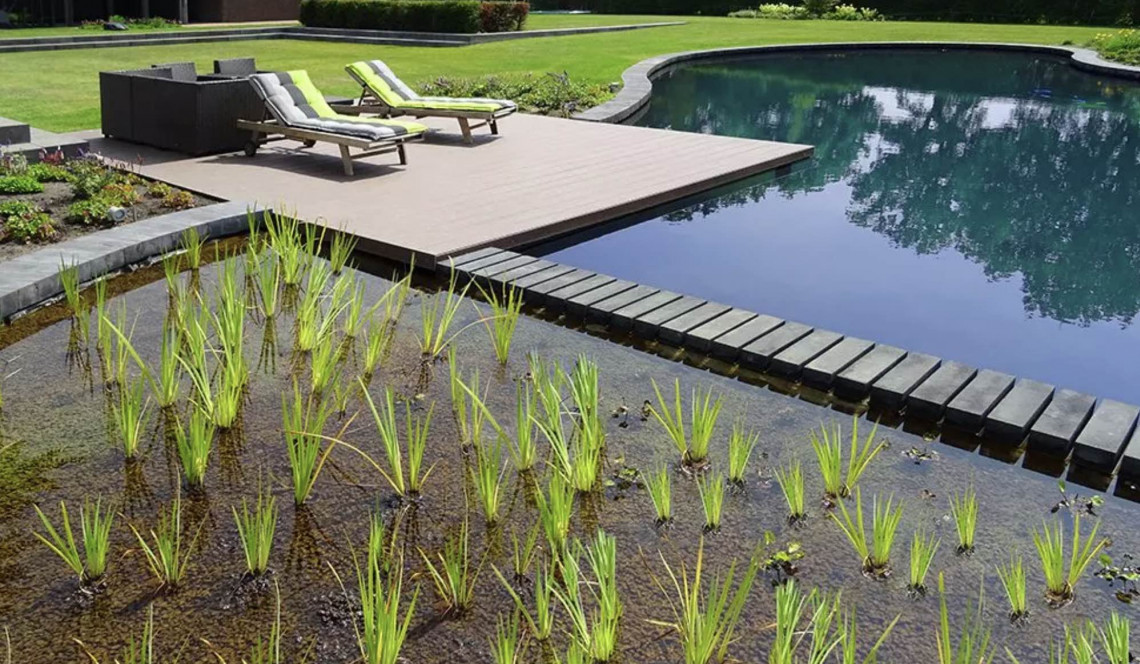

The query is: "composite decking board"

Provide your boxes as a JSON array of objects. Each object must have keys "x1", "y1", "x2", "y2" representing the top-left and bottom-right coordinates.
[
  {"x1": 833, "y1": 345, "x2": 907, "y2": 398},
  {"x1": 509, "y1": 264, "x2": 578, "y2": 290},
  {"x1": 709, "y1": 314, "x2": 785, "y2": 360},
  {"x1": 447, "y1": 247, "x2": 504, "y2": 269},
  {"x1": 985, "y1": 379, "x2": 1055, "y2": 440},
  {"x1": 802, "y1": 337, "x2": 874, "y2": 388},
  {"x1": 1028, "y1": 388, "x2": 1096, "y2": 454},
  {"x1": 610, "y1": 290, "x2": 685, "y2": 329},
  {"x1": 684, "y1": 308, "x2": 757, "y2": 352},
  {"x1": 632, "y1": 295, "x2": 707, "y2": 336},
  {"x1": 541, "y1": 274, "x2": 617, "y2": 306},
  {"x1": 944, "y1": 369, "x2": 1016, "y2": 430},
  {"x1": 769, "y1": 329, "x2": 844, "y2": 376},
  {"x1": 454, "y1": 250, "x2": 522, "y2": 274},
  {"x1": 1121, "y1": 429, "x2": 1140, "y2": 480},
  {"x1": 566, "y1": 279, "x2": 639, "y2": 315},
  {"x1": 519, "y1": 269, "x2": 596, "y2": 298},
  {"x1": 470, "y1": 254, "x2": 539, "y2": 279},
  {"x1": 870, "y1": 353, "x2": 941, "y2": 409},
  {"x1": 1072, "y1": 400, "x2": 1140, "y2": 471},
  {"x1": 486, "y1": 259, "x2": 560, "y2": 286},
  {"x1": 587, "y1": 285, "x2": 662, "y2": 320},
  {"x1": 658, "y1": 303, "x2": 733, "y2": 344},
  {"x1": 739, "y1": 321, "x2": 813, "y2": 369},
  {"x1": 907, "y1": 361, "x2": 977, "y2": 417}
]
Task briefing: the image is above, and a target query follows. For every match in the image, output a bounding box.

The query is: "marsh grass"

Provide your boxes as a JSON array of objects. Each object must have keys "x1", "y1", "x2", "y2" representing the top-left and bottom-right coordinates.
[
  {"x1": 294, "y1": 261, "x2": 339, "y2": 353},
  {"x1": 256, "y1": 251, "x2": 281, "y2": 318},
  {"x1": 361, "y1": 386, "x2": 436, "y2": 498},
  {"x1": 494, "y1": 561, "x2": 556, "y2": 642},
  {"x1": 810, "y1": 417, "x2": 885, "y2": 501},
  {"x1": 265, "y1": 212, "x2": 307, "y2": 287},
  {"x1": 59, "y1": 260, "x2": 83, "y2": 318},
  {"x1": 174, "y1": 406, "x2": 216, "y2": 488},
  {"x1": 309, "y1": 330, "x2": 342, "y2": 395},
  {"x1": 77, "y1": 604, "x2": 157, "y2": 664},
  {"x1": 155, "y1": 327, "x2": 182, "y2": 409},
  {"x1": 180, "y1": 228, "x2": 205, "y2": 269},
  {"x1": 831, "y1": 488, "x2": 902, "y2": 577},
  {"x1": 130, "y1": 496, "x2": 203, "y2": 588},
  {"x1": 329, "y1": 229, "x2": 358, "y2": 274},
  {"x1": 726, "y1": 421, "x2": 759, "y2": 486},
  {"x1": 420, "y1": 275, "x2": 470, "y2": 359},
  {"x1": 471, "y1": 433, "x2": 508, "y2": 523},
  {"x1": 510, "y1": 382, "x2": 537, "y2": 471},
  {"x1": 448, "y1": 348, "x2": 471, "y2": 444},
  {"x1": 949, "y1": 486, "x2": 978, "y2": 554},
  {"x1": 33, "y1": 499, "x2": 114, "y2": 585},
  {"x1": 510, "y1": 524, "x2": 540, "y2": 580},
  {"x1": 774, "y1": 460, "x2": 806, "y2": 523},
  {"x1": 478, "y1": 284, "x2": 523, "y2": 365},
  {"x1": 342, "y1": 278, "x2": 368, "y2": 338},
  {"x1": 114, "y1": 376, "x2": 151, "y2": 459},
  {"x1": 1033, "y1": 513, "x2": 1107, "y2": 605},
  {"x1": 1100, "y1": 612, "x2": 1130, "y2": 664},
  {"x1": 233, "y1": 484, "x2": 277, "y2": 577},
  {"x1": 421, "y1": 517, "x2": 480, "y2": 614},
  {"x1": 698, "y1": 472, "x2": 726, "y2": 532},
  {"x1": 908, "y1": 530, "x2": 940, "y2": 595},
  {"x1": 935, "y1": 574, "x2": 995, "y2": 664},
  {"x1": 996, "y1": 554, "x2": 1028, "y2": 621},
  {"x1": 649, "y1": 378, "x2": 723, "y2": 468},
  {"x1": 644, "y1": 465, "x2": 672, "y2": 526},
  {"x1": 490, "y1": 612, "x2": 525, "y2": 664},
  {"x1": 283, "y1": 381, "x2": 337, "y2": 505},
  {"x1": 536, "y1": 473, "x2": 574, "y2": 554},
  {"x1": 557, "y1": 530, "x2": 621, "y2": 662}
]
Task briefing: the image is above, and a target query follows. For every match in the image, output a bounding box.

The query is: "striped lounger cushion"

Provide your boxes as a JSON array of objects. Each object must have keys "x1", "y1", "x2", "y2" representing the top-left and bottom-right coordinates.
[
  {"x1": 347, "y1": 60, "x2": 518, "y2": 114},
  {"x1": 248, "y1": 70, "x2": 427, "y2": 142}
]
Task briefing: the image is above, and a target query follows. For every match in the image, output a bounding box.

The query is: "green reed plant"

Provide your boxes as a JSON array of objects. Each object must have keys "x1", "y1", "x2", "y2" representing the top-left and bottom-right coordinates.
[
  {"x1": 180, "y1": 228, "x2": 205, "y2": 269},
  {"x1": 810, "y1": 416, "x2": 885, "y2": 501},
  {"x1": 949, "y1": 486, "x2": 978, "y2": 554},
  {"x1": 1100, "y1": 612, "x2": 1130, "y2": 664},
  {"x1": 510, "y1": 382, "x2": 537, "y2": 471},
  {"x1": 420, "y1": 274, "x2": 470, "y2": 359},
  {"x1": 233, "y1": 485, "x2": 278, "y2": 578},
  {"x1": 309, "y1": 330, "x2": 342, "y2": 395},
  {"x1": 162, "y1": 252, "x2": 181, "y2": 293},
  {"x1": 33, "y1": 499, "x2": 114, "y2": 585},
  {"x1": 154, "y1": 327, "x2": 182, "y2": 409},
  {"x1": 448, "y1": 350, "x2": 472, "y2": 444},
  {"x1": 649, "y1": 378, "x2": 723, "y2": 468},
  {"x1": 908, "y1": 529, "x2": 940, "y2": 594},
  {"x1": 294, "y1": 260, "x2": 338, "y2": 352},
  {"x1": 421, "y1": 516, "x2": 480, "y2": 614},
  {"x1": 114, "y1": 376, "x2": 150, "y2": 459},
  {"x1": 175, "y1": 406, "x2": 215, "y2": 488},
  {"x1": 265, "y1": 211, "x2": 307, "y2": 287},
  {"x1": 774, "y1": 459, "x2": 806, "y2": 523},
  {"x1": 106, "y1": 604, "x2": 157, "y2": 664},
  {"x1": 536, "y1": 473, "x2": 574, "y2": 554},
  {"x1": 648, "y1": 538, "x2": 759, "y2": 664},
  {"x1": 838, "y1": 605, "x2": 899, "y2": 664},
  {"x1": 996, "y1": 553, "x2": 1027, "y2": 621},
  {"x1": 645, "y1": 465, "x2": 672, "y2": 525},
  {"x1": 472, "y1": 433, "x2": 508, "y2": 524},
  {"x1": 1033, "y1": 512, "x2": 1107, "y2": 605},
  {"x1": 935, "y1": 574, "x2": 995, "y2": 664},
  {"x1": 256, "y1": 251, "x2": 281, "y2": 318},
  {"x1": 479, "y1": 284, "x2": 523, "y2": 365},
  {"x1": 362, "y1": 313, "x2": 392, "y2": 376},
  {"x1": 329, "y1": 229, "x2": 358, "y2": 274},
  {"x1": 510, "y1": 525, "x2": 540, "y2": 581},
  {"x1": 235, "y1": 580, "x2": 283, "y2": 664},
  {"x1": 831, "y1": 488, "x2": 902, "y2": 577},
  {"x1": 59, "y1": 260, "x2": 83, "y2": 317},
  {"x1": 726, "y1": 421, "x2": 759, "y2": 485},
  {"x1": 493, "y1": 561, "x2": 555, "y2": 642},
  {"x1": 698, "y1": 472, "x2": 726, "y2": 532},
  {"x1": 362, "y1": 386, "x2": 416, "y2": 498},
  {"x1": 556, "y1": 531, "x2": 622, "y2": 662},
  {"x1": 342, "y1": 278, "x2": 368, "y2": 338},
  {"x1": 769, "y1": 581, "x2": 841, "y2": 664},
  {"x1": 336, "y1": 518, "x2": 418, "y2": 664},
  {"x1": 130, "y1": 496, "x2": 202, "y2": 588},
  {"x1": 490, "y1": 612, "x2": 525, "y2": 664},
  {"x1": 283, "y1": 381, "x2": 336, "y2": 505}
]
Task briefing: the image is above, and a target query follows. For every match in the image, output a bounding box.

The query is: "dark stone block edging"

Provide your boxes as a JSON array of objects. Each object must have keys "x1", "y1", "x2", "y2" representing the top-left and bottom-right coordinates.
[
  {"x1": 444, "y1": 248, "x2": 1140, "y2": 490},
  {"x1": 574, "y1": 42, "x2": 1140, "y2": 124},
  {"x1": 0, "y1": 201, "x2": 262, "y2": 322}
]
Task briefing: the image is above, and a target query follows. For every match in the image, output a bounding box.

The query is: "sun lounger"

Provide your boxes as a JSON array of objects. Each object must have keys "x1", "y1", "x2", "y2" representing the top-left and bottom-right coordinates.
[
  {"x1": 240, "y1": 70, "x2": 427, "y2": 176},
  {"x1": 339, "y1": 60, "x2": 517, "y2": 144}
]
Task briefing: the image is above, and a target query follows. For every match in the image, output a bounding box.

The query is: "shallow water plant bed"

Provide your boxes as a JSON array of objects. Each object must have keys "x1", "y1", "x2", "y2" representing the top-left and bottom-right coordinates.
[{"x1": 0, "y1": 228, "x2": 1138, "y2": 661}]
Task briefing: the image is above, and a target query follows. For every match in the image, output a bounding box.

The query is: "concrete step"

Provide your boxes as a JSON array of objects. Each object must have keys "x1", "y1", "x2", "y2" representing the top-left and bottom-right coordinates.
[{"x1": 0, "y1": 116, "x2": 30, "y2": 145}]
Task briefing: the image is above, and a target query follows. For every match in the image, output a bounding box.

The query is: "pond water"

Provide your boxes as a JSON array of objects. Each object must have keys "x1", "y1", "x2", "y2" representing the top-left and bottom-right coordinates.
[
  {"x1": 0, "y1": 239, "x2": 1137, "y2": 661},
  {"x1": 534, "y1": 49, "x2": 1140, "y2": 403}
]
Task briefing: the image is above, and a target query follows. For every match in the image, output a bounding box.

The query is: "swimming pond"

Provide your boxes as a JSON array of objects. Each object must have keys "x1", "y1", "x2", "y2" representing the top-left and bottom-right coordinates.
[{"x1": 536, "y1": 49, "x2": 1140, "y2": 403}]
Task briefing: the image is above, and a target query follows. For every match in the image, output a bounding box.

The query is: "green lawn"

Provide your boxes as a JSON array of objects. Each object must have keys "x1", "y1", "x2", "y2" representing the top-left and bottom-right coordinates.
[
  {"x1": 0, "y1": 20, "x2": 298, "y2": 39},
  {"x1": 0, "y1": 16, "x2": 1108, "y2": 132}
]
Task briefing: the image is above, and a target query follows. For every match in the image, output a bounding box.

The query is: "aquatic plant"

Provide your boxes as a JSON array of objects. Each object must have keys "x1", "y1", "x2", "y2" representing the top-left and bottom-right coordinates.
[
  {"x1": 770, "y1": 582, "x2": 841, "y2": 664},
  {"x1": 471, "y1": 433, "x2": 507, "y2": 523},
  {"x1": 494, "y1": 561, "x2": 555, "y2": 642},
  {"x1": 935, "y1": 574, "x2": 995, "y2": 664},
  {"x1": 726, "y1": 421, "x2": 759, "y2": 485},
  {"x1": 362, "y1": 386, "x2": 435, "y2": 498},
  {"x1": 233, "y1": 484, "x2": 277, "y2": 578},
  {"x1": 949, "y1": 486, "x2": 978, "y2": 554},
  {"x1": 698, "y1": 472, "x2": 726, "y2": 532},
  {"x1": 58, "y1": 260, "x2": 83, "y2": 318},
  {"x1": 256, "y1": 251, "x2": 281, "y2": 318},
  {"x1": 996, "y1": 553, "x2": 1028, "y2": 621},
  {"x1": 644, "y1": 465, "x2": 672, "y2": 525},
  {"x1": 1100, "y1": 612, "x2": 1130, "y2": 664},
  {"x1": 536, "y1": 473, "x2": 574, "y2": 554},
  {"x1": 837, "y1": 604, "x2": 899, "y2": 664},
  {"x1": 180, "y1": 227, "x2": 205, "y2": 269},
  {"x1": 556, "y1": 530, "x2": 622, "y2": 662},
  {"x1": 282, "y1": 381, "x2": 336, "y2": 505},
  {"x1": 154, "y1": 327, "x2": 182, "y2": 409},
  {"x1": 309, "y1": 329, "x2": 342, "y2": 395},
  {"x1": 342, "y1": 278, "x2": 368, "y2": 338},
  {"x1": 1033, "y1": 513, "x2": 1107, "y2": 605},
  {"x1": 649, "y1": 539, "x2": 758, "y2": 664},
  {"x1": 226, "y1": 580, "x2": 284, "y2": 664},
  {"x1": 510, "y1": 382, "x2": 538, "y2": 471},
  {"x1": 419, "y1": 274, "x2": 470, "y2": 359},
  {"x1": 294, "y1": 260, "x2": 338, "y2": 353},
  {"x1": 479, "y1": 284, "x2": 523, "y2": 365},
  {"x1": 114, "y1": 376, "x2": 150, "y2": 459},
  {"x1": 363, "y1": 314, "x2": 393, "y2": 376},
  {"x1": 649, "y1": 378, "x2": 723, "y2": 468},
  {"x1": 264, "y1": 211, "x2": 307, "y2": 287},
  {"x1": 421, "y1": 516, "x2": 479, "y2": 614},
  {"x1": 565, "y1": 356, "x2": 605, "y2": 491},
  {"x1": 329, "y1": 229, "x2": 358, "y2": 274},
  {"x1": 32, "y1": 499, "x2": 114, "y2": 585},
  {"x1": 908, "y1": 529, "x2": 940, "y2": 594},
  {"x1": 130, "y1": 496, "x2": 202, "y2": 588},
  {"x1": 774, "y1": 459, "x2": 806, "y2": 523},
  {"x1": 510, "y1": 524, "x2": 540, "y2": 580},
  {"x1": 78, "y1": 604, "x2": 156, "y2": 664},
  {"x1": 830, "y1": 488, "x2": 902, "y2": 577},
  {"x1": 810, "y1": 417, "x2": 885, "y2": 501},
  {"x1": 489, "y1": 612, "x2": 525, "y2": 664},
  {"x1": 174, "y1": 406, "x2": 216, "y2": 488},
  {"x1": 162, "y1": 253, "x2": 181, "y2": 296}
]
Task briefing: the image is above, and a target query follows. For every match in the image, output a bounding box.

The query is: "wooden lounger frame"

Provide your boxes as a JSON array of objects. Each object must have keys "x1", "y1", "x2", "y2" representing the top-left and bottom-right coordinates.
[
  {"x1": 236, "y1": 117, "x2": 421, "y2": 176},
  {"x1": 330, "y1": 89, "x2": 516, "y2": 145}
]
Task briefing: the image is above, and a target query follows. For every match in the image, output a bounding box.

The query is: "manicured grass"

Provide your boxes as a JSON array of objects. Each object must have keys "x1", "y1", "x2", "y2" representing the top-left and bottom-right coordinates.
[
  {"x1": 525, "y1": 13, "x2": 672, "y2": 28},
  {"x1": 0, "y1": 20, "x2": 298, "y2": 39},
  {"x1": 0, "y1": 16, "x2": 1108, "y2": 132}
]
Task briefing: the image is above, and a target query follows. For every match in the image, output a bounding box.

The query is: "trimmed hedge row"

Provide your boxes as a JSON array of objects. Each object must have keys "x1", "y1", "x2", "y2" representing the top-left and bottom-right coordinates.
[{"x1": 300, "y1": 0, "x2": 529, "y2": 33}]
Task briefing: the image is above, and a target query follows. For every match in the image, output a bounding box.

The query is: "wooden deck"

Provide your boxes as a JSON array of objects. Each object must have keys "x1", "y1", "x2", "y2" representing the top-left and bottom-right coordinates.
[{"x1": 86, "y1": 113, "x2": 811, "y2": 268}]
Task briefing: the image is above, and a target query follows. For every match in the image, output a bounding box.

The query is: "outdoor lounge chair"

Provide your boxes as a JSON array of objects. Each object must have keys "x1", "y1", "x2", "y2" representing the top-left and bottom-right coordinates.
[
  {"x1": 239, "y1": 70, "x2": 427, "y2": 176},
  {"x1": 339, "y1": 60, "x2": 517, "y2": 145}
]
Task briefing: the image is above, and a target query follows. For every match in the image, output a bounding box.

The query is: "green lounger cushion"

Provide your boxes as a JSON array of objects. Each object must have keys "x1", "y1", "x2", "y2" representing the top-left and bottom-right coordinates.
[{"x1": 346, "y1": 60, "x2": 517, "y2": 114}]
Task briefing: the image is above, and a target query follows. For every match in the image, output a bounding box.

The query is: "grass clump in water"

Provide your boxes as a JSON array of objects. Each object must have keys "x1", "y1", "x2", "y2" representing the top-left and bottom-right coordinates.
[
  {"x1": 1032, "y1": 512, "x2": 1107, "y2": 607},
  {"x1": 810, "y1": 416, "x2": 885, "y2": 502},
  {"x1": 174, "y1": 406, "x2": 216, "y2": 488},
  {"x1": 471, "y1": 432, "x2": 507, "y2": 524},
  {"x1": 996, "y1": 553, "x2": 1028, "y2": 622},
  {"x1": 114, "y1": 376, "x2": 151, "y2": 459},
  {"x1": 698, "y1": 472, "x2": 726, "y2": 532},
  {"x1": 648, "y1": 378, "x2": 723, "y2": 469},
  {"x1": 644, "y1": 465, "x2": 672, "y2": 526},
  {"x1": 935, "y1": 573, "x2": 995, "y2": 664},
  {"x1": 32, "y1": 499, "x2": 114, "y2": 587},
  {"x1": 489, "y1": 611, "x2": 525, "y2": 664},
  {"x1": 479, "y1": 284, "x2": 523, "y2": 365},
  {"x1": 830, "y1": 488, "x2": 902, "y2": 578},
  {"x1": 362, "y1": 386, "x2": 435, "y2": 499},
  {"x1": 419, "y1": 274, "x2": 469, "y2": 360},
  {"x1": 130, "y1": 496, "x2": 202, "y2": 589},
  {"x1": 421, "y1": 517, "x2": 480, "y2": 615},
  {"x1": 554, "y1": 531, "x2": 621, "y2": 663},
  {"x1": 949, "y1": 485, "x2": 978, "y2": 554},
  {"x1": 726, "y1": 421, "x2": 759, "y2": 486},
  {"x1": 908, "y1": 529, "x2": 940, "y2": 595},
  {"x1": 536, "y1": 473, "x2": 574, "y2": 554},
  {"x1": 282, "y1": 381, "x2": 336, "y2": 505},
  {"x1": 180, "y1": 227, "x2": 205, "y2": 269},
  {"x1": 774, "y1": 459, "x2": 806, "y2": 524},
  {"x1": 233, "y1": 484, "x2": 278, "y2": 578}
]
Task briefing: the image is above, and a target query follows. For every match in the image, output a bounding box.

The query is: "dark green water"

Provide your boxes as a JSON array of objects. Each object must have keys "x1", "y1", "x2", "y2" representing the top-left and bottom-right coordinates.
[{"x1": 537, "y1": 49, "x2": 1140, "y2": 403}]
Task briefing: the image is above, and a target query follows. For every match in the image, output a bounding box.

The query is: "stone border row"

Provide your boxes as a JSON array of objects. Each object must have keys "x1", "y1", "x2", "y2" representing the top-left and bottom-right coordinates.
[
  {"x1": 0, "y1": 201, "x2": 262, "y2": 322},
  {"x1": 0, "y1": 21, "x2": 685, "y2": 53},
  {"x1": 574, "y1": 41, "x2": 1140, "y2": 123},
  {"x1": 443, "y1": 247, "x2": 1140, "y2": 490}
]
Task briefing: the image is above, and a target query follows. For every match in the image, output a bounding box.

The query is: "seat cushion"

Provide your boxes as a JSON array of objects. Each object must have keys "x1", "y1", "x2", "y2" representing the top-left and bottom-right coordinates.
[
  {"x1": 347, "y1": 59, "x2": 517, "y2": 114},
  {"x1": 408, "y1": 96, "x2": 517, "y2": 113}
]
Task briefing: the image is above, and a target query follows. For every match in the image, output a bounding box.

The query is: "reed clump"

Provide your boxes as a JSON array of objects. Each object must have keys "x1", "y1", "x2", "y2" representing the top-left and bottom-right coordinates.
[
  {"x1": 810, "y1": 416, "x2": 885, "y2": 502},
  {"x1": 32, "y1": 499, "x2": 114, "y2": 587},
  {"x1": 648, "y1": 378, "x2": 723, "y2": 469}
]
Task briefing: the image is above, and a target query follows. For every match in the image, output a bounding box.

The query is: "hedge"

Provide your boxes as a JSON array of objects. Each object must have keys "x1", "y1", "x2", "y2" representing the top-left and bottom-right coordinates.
[{"x1": 300, "y1": 0, "x2": 529, "y2": 33}]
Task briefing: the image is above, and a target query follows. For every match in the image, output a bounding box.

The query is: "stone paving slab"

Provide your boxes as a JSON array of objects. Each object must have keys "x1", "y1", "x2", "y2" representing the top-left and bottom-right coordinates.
[
  {"x1": 708, "y1": 314, "x2": 783, "y2": 360},
  {"x1": 446, "y1": 247, "x2": 502, "y2": 269},
  {"x1": 659, "y1": 302, "x2": 732, "y2": 344},
  {"x1": 770, "y1": 329, "x2": 843, "y2": 376},
  {"x1": 611, "y1": 290, "x2": 684, "y2": 330},
  {"x1": 985, "y1": 379, "x2": 1054, "y2": 440},
  {"x1": 486, "y1": 259, "x2": 559, "y2": 287},
  {"x1": 541, "y1": 273, "x2": 616, "y2": 308},
  {"x1": 1121, "y1": 429, "x2": 1140, "y2": 481},
  {"x1": 469, "y1": 254, "x2": 537, "y2": 280},
  {"x1": 945, "y1": 369, "x2": 1016, "y2": 430},
  {"x1": 1028, "y1": 388, "x2": 1097, "y2": 454},
  {"x1": 684, "y1": 308, "x2": 756, "y2": 352},
  {"x1": 509, "y1": 264, "x2": 578, "y2": 290},
  {"x1": 454, "y1": 250, "x2": 518, "y2": 274},
  {"x1": 739, "y1": 321, "x2": 812, "y2": 369},
  {"x1": 870, "y1": 352, "x2": 941, "y2": 409},
  {"x1": 632, "y1": 295, "x2": 706, "y2": 337},
  {"x1": 587, "y1": 285, "x2": 662, "y2": 322},
  {"x1": 802, "y1": 337, "x2": 874, "y2": 388},
  {"x1": 1072, "y1": 400, "x2": 1140, "y2": 472},
  {"x1": 907, "y1": 361, "x2": 977, "y2": 418},
  {"x1": 834, "y1": 345, "x2": 906, "y2": 399},
  {"x1": 566, "y1": 279, "x2": 638, "y2": 317}
]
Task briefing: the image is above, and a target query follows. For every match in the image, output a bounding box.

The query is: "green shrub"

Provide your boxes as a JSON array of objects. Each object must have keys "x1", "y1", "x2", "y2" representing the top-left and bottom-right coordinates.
[
  {"x1": 480, "y1": 2, "x2": 529, "y2": 31},
  {"x1": 418, "y1": 71, "x2": 609, "y2": 116},
  {"x1": 162, "y1": 190, "x2": 195, "y2": 210},
  {"x1": 827, "y1": 3, "x2": 881, "y2": 18},
  {"x1": 27, "y1": 162, "x2": 70, "y2": 183},
  {"x1": 101, "y1": 182, "x2": 141, "y2": 207},
  {"x1": 147, "y1": 180, "x2": 173, "y2": 199},
  {"x1": 0, "y1": 175, "x2": 44, "y2": 195},
  {"x1": 0, "y1": 153, "x2": 29, "y2": 176},
  {"x1": 66, "y1": 158, "x2": 118, "y2": 200},
  {"x1": 802, "y1": 0, "x2": 836, "y2": 13},
  {"x1": 68, "y1": 196, "x2": 112, "y2": 225},
  {"x1": 300, "y1": 0, "x2": 483, "y2": 33},
  {"x1": 1092, "y1": 29, "x2": 1140, "y2": 64},
  {"x1": 1, "y1": 201, "x2": 56, "y2": 243}
]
